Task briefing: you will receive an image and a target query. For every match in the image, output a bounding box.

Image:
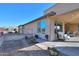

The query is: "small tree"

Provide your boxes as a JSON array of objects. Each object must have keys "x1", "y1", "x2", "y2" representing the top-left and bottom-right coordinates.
[{"x1": 14, "y1": 29, "x2": 17, "y2": 33}]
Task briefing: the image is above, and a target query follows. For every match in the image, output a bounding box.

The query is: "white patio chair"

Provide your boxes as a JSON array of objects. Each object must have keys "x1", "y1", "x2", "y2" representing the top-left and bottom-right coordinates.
[{"x1": 58, "y1": 32, "x2": 71, "y2": 41}]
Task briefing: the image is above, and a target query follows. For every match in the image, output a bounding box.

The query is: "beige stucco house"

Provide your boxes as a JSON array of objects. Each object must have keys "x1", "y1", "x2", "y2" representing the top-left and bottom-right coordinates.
[{"x1": 18, "y1": 3, "x2": 79, "y2": 42}]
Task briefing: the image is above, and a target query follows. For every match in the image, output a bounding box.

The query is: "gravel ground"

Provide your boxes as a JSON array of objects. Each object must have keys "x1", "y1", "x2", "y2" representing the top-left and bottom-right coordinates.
[{"x1": 0, "y1": 34, "x2": 49, "y2": 56}]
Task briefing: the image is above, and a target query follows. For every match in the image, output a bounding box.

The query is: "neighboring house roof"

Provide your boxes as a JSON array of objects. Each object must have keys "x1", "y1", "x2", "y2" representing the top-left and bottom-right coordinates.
[{"x1": 0, "y1": 28, "x2": 7, "y2": 32}]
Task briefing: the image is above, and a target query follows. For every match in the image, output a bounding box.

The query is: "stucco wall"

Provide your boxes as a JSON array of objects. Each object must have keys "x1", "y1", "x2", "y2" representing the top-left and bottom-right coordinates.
[
  {"x1": 20, "y1": 16, "x2": 56, "y2": 41},
  {"x1": 65, "y1": 23, "x2": 78, "y2": 33},
  {"x1": 45, "y1": 17, "x2": 55, "y2": 41},
  {"x1": 22, "y1": 18, "x2": 55, "y2": 41},
  {"x1": 23, "y1": 23, "x2": 34, "y2": 35}
]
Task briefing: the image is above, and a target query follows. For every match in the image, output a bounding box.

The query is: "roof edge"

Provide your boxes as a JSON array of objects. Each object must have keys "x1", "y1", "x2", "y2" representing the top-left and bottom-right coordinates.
[
  {"x1": 19, "y1": 11, "x2": 56, "y2": 27},
  {"x1": 44, "y1": 3, "x2": 58, "y2": 13}
]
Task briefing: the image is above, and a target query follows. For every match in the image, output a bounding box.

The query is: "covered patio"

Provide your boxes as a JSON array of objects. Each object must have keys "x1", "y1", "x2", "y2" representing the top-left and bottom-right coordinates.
[{"x1": 51, "y1": 8, "x2": 79, "y2": 41}]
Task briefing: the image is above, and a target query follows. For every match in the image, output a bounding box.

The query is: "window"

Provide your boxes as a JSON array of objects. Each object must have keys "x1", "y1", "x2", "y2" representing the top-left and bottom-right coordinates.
[
  {"x1": 37, "y1": 20, "x2": 46, "y2": 33},
  {"x1": 41, "y1": 20, "x2": 46, "y2": 33}
]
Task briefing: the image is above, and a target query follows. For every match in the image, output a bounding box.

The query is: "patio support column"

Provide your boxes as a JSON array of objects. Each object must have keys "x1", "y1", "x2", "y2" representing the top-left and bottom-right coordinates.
[
  {"x1": 50, "y1": 20, "x2": 55, "y2": 41},
  {"x1": 46, "y1": 17, "x2": 55, "y2": 41},
  {"x1": 62, "y1": 22, "x2": 65, "y2": 33}
]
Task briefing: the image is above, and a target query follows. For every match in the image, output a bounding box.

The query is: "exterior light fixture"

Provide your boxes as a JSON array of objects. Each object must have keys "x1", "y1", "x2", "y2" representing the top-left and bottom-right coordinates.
[{"x1": 46, "y1": 11, "x2": 56, "y2": 16}]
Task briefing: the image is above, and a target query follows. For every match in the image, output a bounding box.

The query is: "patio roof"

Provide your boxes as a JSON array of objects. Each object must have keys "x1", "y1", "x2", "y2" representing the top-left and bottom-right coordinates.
[
  {"x1": 45, "y1": 3, "x2": 79, "y2": 15},
  {"x1": 51, "y1": 8, "x2": 79, "y2": 23}
]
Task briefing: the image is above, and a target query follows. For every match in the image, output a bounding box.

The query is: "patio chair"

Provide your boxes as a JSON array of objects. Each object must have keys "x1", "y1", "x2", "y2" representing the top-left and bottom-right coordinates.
[{"x1": 57, "y1": 32, "x2": 70, "y2": 41}]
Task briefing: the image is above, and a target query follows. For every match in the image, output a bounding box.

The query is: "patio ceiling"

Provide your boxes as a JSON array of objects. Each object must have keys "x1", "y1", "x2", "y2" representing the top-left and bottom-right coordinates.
[{"x1": 53, "y1": 8, "x2": 79, "y2": 23}]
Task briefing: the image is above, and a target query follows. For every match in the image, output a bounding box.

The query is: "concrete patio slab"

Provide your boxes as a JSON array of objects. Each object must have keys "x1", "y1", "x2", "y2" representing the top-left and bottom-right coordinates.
[{"x1": 35, "y1": 42, "x2": 79, "y2": 50}]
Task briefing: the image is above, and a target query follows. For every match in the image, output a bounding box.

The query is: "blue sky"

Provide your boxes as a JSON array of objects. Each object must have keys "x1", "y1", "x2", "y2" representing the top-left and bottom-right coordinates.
[{"x1": 0, "y1": 3, "x2": 55, "y2": 27}]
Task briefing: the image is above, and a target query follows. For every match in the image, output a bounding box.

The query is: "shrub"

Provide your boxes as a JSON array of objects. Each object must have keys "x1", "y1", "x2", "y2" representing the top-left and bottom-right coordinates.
[
  {"x1": 31, "y1": 37, "x2": 37, "y2": 44},
  {"x1": 35, "y1": 34, "x2": 39, "y2": 39},
  {"x1": 48, "y1": 47, "x2": 59, "y2": 56}
]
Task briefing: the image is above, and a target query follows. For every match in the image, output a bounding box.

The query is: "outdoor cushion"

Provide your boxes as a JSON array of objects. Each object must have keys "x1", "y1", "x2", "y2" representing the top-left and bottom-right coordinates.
[{"x1": 64, "y1": 34, "x2": 71, "y2": 40}]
